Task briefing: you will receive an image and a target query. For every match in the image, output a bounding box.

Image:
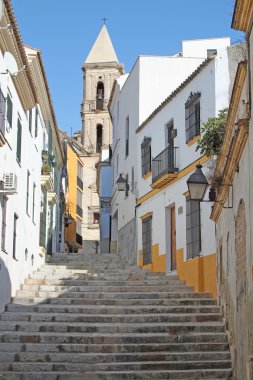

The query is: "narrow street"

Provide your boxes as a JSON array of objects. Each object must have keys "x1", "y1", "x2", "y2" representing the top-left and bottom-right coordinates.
[{"x1": 0, "y1": 253, "x2": 231, "y2": 379}]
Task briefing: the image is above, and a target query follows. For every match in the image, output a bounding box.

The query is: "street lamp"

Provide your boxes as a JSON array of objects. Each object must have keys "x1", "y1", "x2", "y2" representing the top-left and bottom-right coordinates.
[
  {"x1": 187, "y1": 164, "x2": 209, "y2": 201},
  {"x1": 116, "y1": 174, "x2": 128, "y2": 191},
  {"x1": 64, "y1": 213, "x2": 73, "y2": 227}
]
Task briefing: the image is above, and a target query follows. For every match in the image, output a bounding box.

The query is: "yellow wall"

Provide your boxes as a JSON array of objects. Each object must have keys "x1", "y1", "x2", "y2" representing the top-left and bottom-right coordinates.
[
  {"x1": 138, "y1": 245, "x2": 217, "y2": 298},
  {"x1": 138, "y1": 244, "x2": 166, "y2": 272},
  {"x1": 65, "y1": 144, "x2": 83, "y2": 246},
  {"x1": 176, "y1": 248, "x2": 217, "y2": 298}
]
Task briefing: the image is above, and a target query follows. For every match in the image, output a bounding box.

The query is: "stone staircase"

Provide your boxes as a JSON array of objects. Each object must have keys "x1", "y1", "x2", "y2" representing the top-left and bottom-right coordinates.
[{"x1": 0, "y1": 253, "x2": 232, "y2": 379}]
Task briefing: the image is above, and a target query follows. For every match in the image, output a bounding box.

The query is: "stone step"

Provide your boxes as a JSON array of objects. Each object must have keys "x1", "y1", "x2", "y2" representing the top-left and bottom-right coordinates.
[
  {"x1": 15, "y1": 291, "x2": 212, "y2": 300},
  {"x1": 0, "y1": 332, "x2": 229, "y2": 344},
  {"x1": 0, "y1": 360, "x2": 232, "y2": 372},
  {"x1": 0, "y1": 368, "x2": 233, "y2": 379},
  {"x1": 30, "y1": 274, "x2": 171, "y2": 281},
  {"x1": 0, "y1": 342, "x2": 229, "y2": 353},
  {"x1": 6, "y1": 297, "x2": 217, "y2": 311},
  {"x1": 0, "y1": 312, "x2": 222, "y2": 323},
  {"x1": 24, "y1": 279, "x2": 183, "y2": 286},
  {"x1": 0, "y1": 351, "x2": 231, "y2": 363},
  {"x1": 5, "y1": 304, "x2": 220, "y2": 314},
  {"x1": 11, "y1": 296, "x2": 216, "y2": 306},
  {"x1": 0, "y1": 321, "x2": 226, "y2": 334}
]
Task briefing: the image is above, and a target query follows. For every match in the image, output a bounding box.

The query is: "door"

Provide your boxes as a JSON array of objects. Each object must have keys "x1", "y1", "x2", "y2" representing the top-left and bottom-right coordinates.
[{"x1": 171, "y1": 206, "x2": 176, "y2": 270}]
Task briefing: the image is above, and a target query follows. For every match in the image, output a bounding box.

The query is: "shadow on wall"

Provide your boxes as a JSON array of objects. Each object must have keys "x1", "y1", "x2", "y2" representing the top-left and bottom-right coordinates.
[{"x1": 0, "y1": 257, "x2": 11, "y2": 313}]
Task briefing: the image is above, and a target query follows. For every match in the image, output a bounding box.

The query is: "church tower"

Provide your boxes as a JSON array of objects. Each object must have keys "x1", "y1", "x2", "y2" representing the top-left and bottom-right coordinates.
[{"x1": 81, "y1": 25, "x2": 123, "y2": 252}]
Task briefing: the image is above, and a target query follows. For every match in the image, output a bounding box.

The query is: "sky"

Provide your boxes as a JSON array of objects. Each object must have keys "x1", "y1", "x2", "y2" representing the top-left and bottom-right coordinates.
[{"x1": 12, "y1": 0, "x2": 244, "y2": 136}]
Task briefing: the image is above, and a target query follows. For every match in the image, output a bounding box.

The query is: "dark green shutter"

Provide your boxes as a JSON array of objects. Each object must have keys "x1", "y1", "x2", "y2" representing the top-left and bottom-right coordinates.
[{"x1": 16, "y1": 119, "x2": 22, "y2": 162}]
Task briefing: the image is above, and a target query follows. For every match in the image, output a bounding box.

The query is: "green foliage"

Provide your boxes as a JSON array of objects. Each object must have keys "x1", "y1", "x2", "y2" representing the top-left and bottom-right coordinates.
[
  {"x1": 41, "y1": 164, "x2": 51, "y2": 175},
  {"x1": 196, "y1": 108, "x2": 228, "y2": 158}
]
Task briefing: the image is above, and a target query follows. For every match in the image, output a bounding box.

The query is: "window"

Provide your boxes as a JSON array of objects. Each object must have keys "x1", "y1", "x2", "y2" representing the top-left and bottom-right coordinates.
[
  {"x1": 35, "y1": 108, "x2": 38, "y2": 138},
  {"x1": 96, "y1": 124, "x2": 103, "y2": 153},
  {"x1": 76, "y1": 189, "x2": 83, "y2": 218},
  {"x1": 141, "y1": 137, "x2": 151, "y2": 176},
  {"x1": 32, "y1": 183, "x2": 36, "y2": 223},
  {"x1": 96, "y1": 82, "x2": 104, "y2": 110},
  {"x1": 125, "y1": 174, "x2": 129, "y2": 197},
  {"x1": 185, "y1": 92, "x2": 201, "y2": 143},
  {"x1": 76, "y1": 218, "x2": 82, "y2": 245},
  {"x1": 13, "y1": 213, "x2": 18, "y2": 259},
  {"x1": 77, "y1": 161, "x2": 83, "y2": 189},
  {"x1": 7, "y1": 93, "x2": 13, "y2": 128},
  {"x1": 26, "y1": 171, "x2": 30, "y2": 215},
  {"x1": 131, "y1": 167, "x2": 135, "y2": 193},
  {"x1": 93, "y1": 213, "x2": 100, "y2": 224},
  {"x1": 142, "y1": 216, "x2": 152, "y2": 265},
  {"x1": 28, "y1": 109, "x2": 32, "y2": 134},
  {"x1": 0, "y1": 88, "x2": 6, "y2": 137},
  {"x1": 125, "y1": 116, "x2": 129, "y2": 157},
  {"x1": 186, "y1": 197, "x2": 201, "y2": 259},
  {"x1": 1, "y1": 197, "x2": 7, "y2": 251},
  {"x1": 16, "y1": 119, "x2": 22, "y2": 162}
]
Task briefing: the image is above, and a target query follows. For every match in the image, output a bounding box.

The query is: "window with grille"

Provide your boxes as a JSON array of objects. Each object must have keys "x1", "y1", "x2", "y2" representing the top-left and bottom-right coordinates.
[
  {"x1": 185, "y1": 92, "x2": 201, "y2": 143},
  {"x1": 77, "y1": 161, "x2": 83, "y2": 190},
  {"x1": 76, "y1": 189, "x2": 83, "y2": 218},
  {"x1": 1, "y1": 196, "x2": 7, "y2": 251},
  {"x1": 125, "y1": 116, "x2": 129, "y2": 157},
  {"x1": 26, "y1": 171, "x2": 30, "y2": 215},
  {"x1": 32, "y1": 183, "x2": 36, "y2": 223},
  {"x1": 16, "y1": 119, "x2": 22, "y2": 163},
  {"x1": 76, "y1": 218, "x2": 82, "y2": 245},
  {"x1": 35, "y1": 108, "x2": 38, "y2": 138},
  {"x1": 186, "y1": 197, "x2": 201, "y2": 259},
  {"x1": 29, "y1": 108, "x2": 32, "y2": 134},
  {"x1": 7, "y1": 93, "x2": 13, "y2": 128},
  {"x1": 142, "y1": 216, "x2": 152, "y2": 265},
  {"x1": 13, "y1": 213, "x2": 18, "y2": 259},
  {"x1": 141, "y1": 137, "x2": 151, "y2": 176}
]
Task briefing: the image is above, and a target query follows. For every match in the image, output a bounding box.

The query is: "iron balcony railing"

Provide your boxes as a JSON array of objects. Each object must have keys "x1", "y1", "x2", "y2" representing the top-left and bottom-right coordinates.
[{"x1": 152, "y1": 146, "x2": 178, "y2": 183}]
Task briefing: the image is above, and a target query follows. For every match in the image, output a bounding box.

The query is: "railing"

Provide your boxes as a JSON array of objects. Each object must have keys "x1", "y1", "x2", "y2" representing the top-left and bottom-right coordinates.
[
  {"x1": 76, "y1": 205, "x2": 83, "y2": 218},
  {"x1": 152, "y1": 146, "x2": 178, "y2": 183},
  {"x1": 77, "y1": 176, "x2": 83, "y2": 190}
]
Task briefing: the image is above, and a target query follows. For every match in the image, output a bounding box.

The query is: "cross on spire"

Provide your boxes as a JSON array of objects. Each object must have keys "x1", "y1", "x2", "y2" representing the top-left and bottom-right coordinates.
[{"x1": 102, "y1": 17, "x2": 108, "y2": 25}]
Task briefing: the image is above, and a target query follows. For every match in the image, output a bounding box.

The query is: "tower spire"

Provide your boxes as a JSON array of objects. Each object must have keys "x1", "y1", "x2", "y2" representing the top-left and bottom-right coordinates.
[{"x1": 84, "y1": 25, "x2": 118, "y2": 64}]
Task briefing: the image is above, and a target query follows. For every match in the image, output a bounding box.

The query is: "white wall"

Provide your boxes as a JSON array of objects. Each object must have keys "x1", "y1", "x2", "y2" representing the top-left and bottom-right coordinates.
[
  {"x1": 182, "y1": 37, "x2": 230, "y2": 58},
  {"x1": 0, "y1": 51, "x2": 45, "y2": 311}
]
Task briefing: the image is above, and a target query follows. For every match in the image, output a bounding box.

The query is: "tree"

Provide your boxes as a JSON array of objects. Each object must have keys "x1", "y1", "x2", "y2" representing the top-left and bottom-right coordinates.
[{"x1": 196, "y1": 108, "x2": 228, "y2": 158}]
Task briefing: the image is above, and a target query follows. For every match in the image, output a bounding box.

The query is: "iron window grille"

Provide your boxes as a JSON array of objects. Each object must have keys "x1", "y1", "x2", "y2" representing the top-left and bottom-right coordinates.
[
  {"x1": 13, "y1": 213, "x2": 18, "y2": 259},
  {"x1": 1, "y1": 196, "x2": 7, "y2": 251},
  {"x1": 186, "y1": 197, "x2": 201, "y2": 259},
  {"x1": 185, "y1": 92, "x2": 201, "y2": 143},
  {"x1": 6, "y1": 93, "x2": 12, "y2": 129},
  {"x1": 141, "y1": 137, "x2": 151, "y2": 176},
  {"x1": 0, "y1": 88, "x2": 6, "y2": 138},
  {"x1": 142, "y1": 216, "x2": 152, "y2": 265},
  {"x1": 16, "y1": 119, "x2": 22, "y2": 163}
]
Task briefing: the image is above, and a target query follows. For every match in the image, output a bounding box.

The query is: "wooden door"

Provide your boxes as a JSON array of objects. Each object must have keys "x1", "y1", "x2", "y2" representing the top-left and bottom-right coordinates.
[{"x1": 171, "y1": 206, "x2": 176, "y2": 270}]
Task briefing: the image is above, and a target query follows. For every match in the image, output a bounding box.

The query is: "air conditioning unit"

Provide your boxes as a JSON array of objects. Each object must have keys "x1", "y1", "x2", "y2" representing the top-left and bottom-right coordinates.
[{"x1": 3, "y1": 173, "x2": 17, "y2": 192}]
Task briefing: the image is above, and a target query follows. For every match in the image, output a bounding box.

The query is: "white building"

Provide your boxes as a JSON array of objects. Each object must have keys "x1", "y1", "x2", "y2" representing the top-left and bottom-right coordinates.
[
  {"x1": 0, "y1": 1, "x2": 64, "y2": 311},
  {"x1": 110, "y1": 37, "x2": 230, "y2": 266},
  {"x1": 135, "y1": 41, "x2": 241, "y2": 297}
]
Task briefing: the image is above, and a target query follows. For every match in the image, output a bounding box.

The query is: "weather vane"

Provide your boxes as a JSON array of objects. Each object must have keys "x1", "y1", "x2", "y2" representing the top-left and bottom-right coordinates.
[{"x1": 102, "y1": 17, "x2": 108, "y2": 25}]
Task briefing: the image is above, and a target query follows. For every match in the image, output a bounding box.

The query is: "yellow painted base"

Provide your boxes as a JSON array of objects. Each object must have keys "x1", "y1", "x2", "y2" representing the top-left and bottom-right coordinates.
[
  {"x1": 176, "y1": 248, "x2": 217, "y2": 298},
  {"x1": 138, "y1": 244, "x2": 166, "y2": 272}
]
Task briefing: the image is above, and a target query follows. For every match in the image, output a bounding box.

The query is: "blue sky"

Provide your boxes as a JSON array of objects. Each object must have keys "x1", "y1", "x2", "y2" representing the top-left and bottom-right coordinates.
[{"x1": 12, "y1": 0, "x2": 244, "y2": 135}]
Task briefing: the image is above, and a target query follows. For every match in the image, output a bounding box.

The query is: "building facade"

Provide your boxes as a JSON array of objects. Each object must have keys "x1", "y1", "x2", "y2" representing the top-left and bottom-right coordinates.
[
  {"x1": 110, "y1": 38, "x2": 229, "y2": 266},
  {"x1": 81, "y1": 25, "x2": 123, "y2": 253},
  {"x1": 211, "y1": 1, "x2": 253, "y2": 378},
  {"x1": 0, "y1": 0, "x2": 64, "y2": 311}
]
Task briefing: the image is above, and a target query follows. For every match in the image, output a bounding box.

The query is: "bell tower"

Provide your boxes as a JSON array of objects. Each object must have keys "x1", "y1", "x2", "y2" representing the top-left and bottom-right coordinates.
[
  {"x1": 81, "y1": 25, "x2": 123, "y2": 253},
  {"x1": 82, "y1": 25, "x2": 123, "y2": 151}
]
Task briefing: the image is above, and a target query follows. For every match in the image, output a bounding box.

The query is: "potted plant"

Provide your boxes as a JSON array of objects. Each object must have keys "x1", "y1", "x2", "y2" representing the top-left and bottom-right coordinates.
[{"x1": 41, "y1": 164, "x2": 51, "y2": 175}]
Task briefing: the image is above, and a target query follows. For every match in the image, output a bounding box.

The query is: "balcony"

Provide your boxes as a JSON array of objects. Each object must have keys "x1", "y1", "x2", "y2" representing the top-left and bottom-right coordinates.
[{"x1": 151, "y1": 146, "x2": 178, "y2": 189}]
